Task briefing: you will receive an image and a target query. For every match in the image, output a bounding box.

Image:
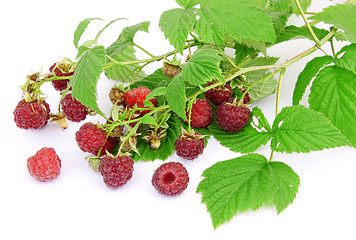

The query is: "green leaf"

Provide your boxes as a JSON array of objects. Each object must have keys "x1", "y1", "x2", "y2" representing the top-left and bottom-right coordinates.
[
  {"x1": 271, "y1": 105, "x2": 351, "y2": 153},
  {"x1": 197, "y1": 153, "x2": 300, "y2": 229},
  {"x1": 268, "y1": 10, "x2": 292, "y2": 37},
  {"x1": 309, "y1": 66, "x2": 356, "y2": 147},
  {"x1": 292, "y1": 55, "x2": 333, "y2": 105},
  {"x1": 106, "y1": 21, "x2": 150, "y2": 57},
  {"x1": 290, "y1": 0, "x2": 311, "y2": 12},
  {"x1": 71, "y1": 46, "x2": 106, "y2": 116},
  {"x1": 176, "y1": 0, "x2": 200, "y2": 8},
  {"x1": 234, "y1": 43, "x2": 257, "y2": 65},
  {"x1": 210, "y1": 107, "x2": 272, "y2": 153},
  {"x1": 195, "y1": 0, "x2": 276, "y2": 44},
  {"x1": 73, "y1": 18, "x2": 102, "y2": 49},
  {"x1": 276, "y1": 25, "x2": 329, "y2": 44},
  {"x1": 93, "y1": 18, "x2": 126, "y2": 45},
  {"x1": 272, "y1": 0, "x2": 292, "y2": 12},
  {"x1": 334, "y1": 44, "x2": 356, "y2": 75},
  {"x1": 166, "y1": 74, "x2": 187, "y2": 121},
  {"x1": 104, "y1": 45, "x2": 146, "y2": 83},
  {"x1": 132, "y1": 114, "x2": 183, "y2": 161},
  {"x1": 76, "y1": 40, "x2": 95, "y2": 59},
  {"x1": 310, "y1": 4, "x2": 356, "y2": 43},
  {"x1": 181, "y1": 49, "x2": 222, "y2": 85},
  {"x1": 159, "y1": 8, "x2": 196, "y2": 53}
]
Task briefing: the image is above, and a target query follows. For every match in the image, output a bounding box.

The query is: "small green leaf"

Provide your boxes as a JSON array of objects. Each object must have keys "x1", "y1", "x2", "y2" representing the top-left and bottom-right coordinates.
[
  {"x1": 176, "y1": 0, "x2": 200, "y2": 8},
  {"x1": 146, "y1": 87, "x2": 167, "y2": 100},
  {"x1": 159, "y1": 8, "x2": 196, "y2": 53},
  {"x1": 276, "y1": 25, "x2": 329, "y2": 44},
  {"x1": 181, "y1": 49, "x2": 222, "y2": 85},
  {"x1": 71, "y1": 45, "x2": 106, "y2": 116},
  {"x1": 271, "y1": 105, "x2": 351, "y2": 153},
  {"x1": 309, "y1": 66, "x2": 356, "y2": 147},
  {"x1": 140, "y1": 115, "x2": 158, "y2": 128},
  {"x1": 334, "y1": 44, "x2": 356, "y2": 75},
  {"x1": 268, "y1": 10, "x2": 292, "y2": 37},
  {"x1": 292, "y1": 55, "x2": 333, "y2": 105},
  {"x1": 94, "y1": 18, "x2": 126, "y2": 45},
  {"x1": 73, "y1": 18, "x2": 102, "y2": 49},
  {"x1": 197, "y1": 153, "x2": 300, "y2": 229},
  {"x1": 310, "y1": 4, "x2": 356, "y2": 43},
  {"x1": 167, "y1": 74, "x2": 187, "y2": 121}
]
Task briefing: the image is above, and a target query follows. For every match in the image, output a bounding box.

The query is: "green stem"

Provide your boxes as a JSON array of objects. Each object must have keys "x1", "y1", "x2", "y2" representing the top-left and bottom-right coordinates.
[
  {"x1": 132, "y1": 42, "x2": 156, "y2": 58},
  {"x1": 275, "y1": 68, "x2": 286, "y2": 116},
  {"x1": 269, "y1": 150, "x2": 274, "y2": 163},
  {"x1": 330, "y1": 39, "x2": 336, "y2": 58}
]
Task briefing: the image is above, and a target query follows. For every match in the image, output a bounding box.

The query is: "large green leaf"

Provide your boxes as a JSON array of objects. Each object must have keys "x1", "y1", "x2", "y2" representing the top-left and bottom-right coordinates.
[
  {"x1": 292, "y1": 55, "x2": 333, "y2": 105},
  {"x1": 310, "y1": 4, "x2": 356, "y2": 43},
  {"x1": 159, "y1": 8, "x2": 196, "y2": 53},
  {"x1": 309, "y1": 66, "x2": 356, "y2": 147},
  {"x1": 334, "y1": 44, "x2": 356, "y2": 75},
  {"x1": 271, "y1": 105, "x2": 351, "y2": 153},
  {"x1": 197, "y1": 153, "x2": 300, "y2": 229},
  {"x1": 71, "y1": 46, "x2": 106, "y2": 116},
  {"x1": 276, "y1": 25, "x2": 329, "y2": 44},
  {"x1": 166, "y1": 74, "x2": 187, "y2": 121}
]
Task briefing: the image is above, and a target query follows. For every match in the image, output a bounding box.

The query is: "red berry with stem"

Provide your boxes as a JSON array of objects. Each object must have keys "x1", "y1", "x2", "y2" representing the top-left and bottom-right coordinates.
[
  {"x1": 49, "y1": 62, "x2": 73, "y2": 91},
  {"x1": 186, "y1": 98, "x2": 212, "y2": 128},
  {"x1": 151, "y1": 162, "x2": 189, "y2": 196},
  {"x1": 75, "y1": 122, "x2": 107, "y2": 154},
  {"x1": 60, "y1": 93, "x2": 88, "y2": 122},
  {"x1": 174, "y1": 129, "x2": 205, "y2": 160},
  {"x1": 13, "y1": 99, "x2": 50, "y2": 130},
  {"x1": 204, "y1": 82, "x2": 233, "y2": 106},
  {"x1": 125, "y1": 87, "x2": 156, "y2": 115}
]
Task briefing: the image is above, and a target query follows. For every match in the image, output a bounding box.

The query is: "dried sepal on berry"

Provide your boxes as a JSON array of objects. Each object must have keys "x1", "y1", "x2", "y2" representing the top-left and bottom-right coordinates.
[
  {"x1": 174, "y1": 128, "x2": 206, "y2": 160},
  {"x1": 142, "y1": 128, "x2": 167, "y2": 150}
]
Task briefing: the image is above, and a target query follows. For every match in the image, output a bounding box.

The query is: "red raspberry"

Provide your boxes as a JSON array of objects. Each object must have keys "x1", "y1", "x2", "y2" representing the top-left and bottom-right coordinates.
[
  {"x1": 186, "y1": 98, "x2": 212, "y2": 128},
  {"x1": 109, "y1": 87, "x2": 126, "y2": 106},
  {"x1": 13, "y1": 99, "x2": 50, "y2": 130},
  {"x1": 27, "y1": 147, "x2": 61, "y2": 182},
  {"x1": 125, "y1": 87, "x2": 156, "y2": 115},
  {"x1": 216, "y1": 99, "x2": 251, "y2": 133},
  {"x1": 49, "y1": 63, "x2": 72, "y2": 91},
  {"x1": 75, "y1": 123, "x2": 107, "y2": 154},
  {"x1": 174, "y1": 130, "x2": 205, "y2": 160},
  {"x1": 204, "y1": 82, "x2": 233, "y2": 106},
  {"x1": 92, "y1": 137, "x2": 117, "y2": 156},
  {"x1": 240, "y1": 89, "x2": 250, "y2": 104},
  {"x1": 99, "y1": 155, "x2": 134, "y2": 189},
  {"x1": 151, "y1": 162, "x2": 189, "y2": 196},
  {"x1": 60, "y1": 93, "x2": 88, "y2": 122}
]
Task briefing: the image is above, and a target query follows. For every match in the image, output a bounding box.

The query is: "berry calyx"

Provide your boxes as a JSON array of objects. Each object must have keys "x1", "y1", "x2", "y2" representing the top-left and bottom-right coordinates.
[
  {"x1": 13, "y1": 99, "x2": 50, "y2": 130},
  {"x1": 174, "y1": 128, "x2": 205, "y2": 160},
  {"x1": 60, "y1": 93, "x2": 88, "y2": 122},
  {"x1": 186, "y1": 98, "x2": 212, "y2": 128},
  {"x1": 125, "y1": 87, "x2": 156, "y2": 115},
  {"x1": 151, "y1": 162, "x2": 189, "y2": 196},
  {"x1": 27, "y1": 147, "x2": 61, "y2": 182},
  {"x1": 204, "y1": 82, "x2": 233, "y2": 106},
  {"x1": 99, "y1": 154, "x2": 134, "y2": 189},
  {"x1": 216, "y1": 99, "x2": 251, "y2": 133},
  {"x1": 75, "y1": 122, "x2": 107, "y2": 154},
  {"x1": 49, "y1": 59, "x2": 75, "y2": 91}
]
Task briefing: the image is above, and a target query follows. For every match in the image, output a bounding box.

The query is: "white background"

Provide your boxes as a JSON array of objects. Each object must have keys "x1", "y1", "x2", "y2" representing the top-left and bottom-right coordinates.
[{"x1": 1, "y1": 0, "x2": 355, "y2": 239}]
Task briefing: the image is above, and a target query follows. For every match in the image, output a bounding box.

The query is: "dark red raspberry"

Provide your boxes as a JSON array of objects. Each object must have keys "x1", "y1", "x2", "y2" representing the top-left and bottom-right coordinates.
[
  {"x1": 125, "y1": 87, "x2": 156, "y2": 115},
  {"x1": 186, "y1": 98, "x2": 212, "y2": 128},
  {"x1": 240, "y1": 89, "x2": 250, "y2": 104},
  {"x1": 92, "y1": 137, "x2": 117, "y2": 156},
  {"x1": 75, "y1": 123, "x2": 107, "y2": 154},
  {"x1": 204, "y1": 82, "x2": 233, "y2": 106},
  {"x1": 60, "y1": 93, "x2": 88, "y2": 122},
  {"x1": 109, "y1": 87, "x2": 126, "y2": 106},
  {"x1": 99, "y1": 155, "x2": 134, "y2": 189},
  {"x1": 216, "y1": 99, "x2": 251, "y2": 133},
  {"x1": 151, "y1": 162, "x2": 189, "y2": 196},
  {"x1": 49, "y1": 63, "x2": 72, "y2": 91},
  {"x1": 27, "y1": 147, "x2": 61, "y2": 182},
  {"x1": 162, "y1": 62, "x2": 181, "y2": 78},
  {"x1": 174, "y1": 130, "x2": 205, "y2": 160},
  {"x1": 13, "y1": 99, "x2": 50, "y2": 130}
]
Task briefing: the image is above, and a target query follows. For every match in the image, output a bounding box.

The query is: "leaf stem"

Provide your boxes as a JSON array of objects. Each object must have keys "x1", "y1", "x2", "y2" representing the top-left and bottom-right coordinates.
[
  {"x1": 132, "y1": 42, "x2": 156, "y2": 58},
  {"x1": 275, "y1": 68, "x2": 286, "y2": 116}
]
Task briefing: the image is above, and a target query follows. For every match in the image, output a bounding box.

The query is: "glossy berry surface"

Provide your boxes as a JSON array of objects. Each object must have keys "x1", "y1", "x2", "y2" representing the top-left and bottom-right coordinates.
[
  {"x1": 204, "y1": 82, "x2": 233, "y2": 106},
  {"x1": 27, "y1": 147, "x2": 61, "y2": 182},
  {"x1": 125, "y1": 87, "x2": 156, "y2": 115},
  {"x1": 75, "y1": 122, "x2": 107, "y2": 154},
  {"x1": 13, "y1": 100, "x2": 50, "y2": 130},
  {"x1": 99, "y1": 155, "x2": 134, "y2": 189},
  {"x1": 187, "y1": 98, "x2": 212, "y2": 128},
  {"x1": 60, "y1": 93, "x2": 88, "y2": 122},
  {"x1": 216, "y1": 99, "x2": 251, "y2": 133},
  {"x1": 174, "y1": 134, "x2": 205, "y2": 160},
  {"x1": 151, "y1": 162, "x2": 189, "y2": 196}
]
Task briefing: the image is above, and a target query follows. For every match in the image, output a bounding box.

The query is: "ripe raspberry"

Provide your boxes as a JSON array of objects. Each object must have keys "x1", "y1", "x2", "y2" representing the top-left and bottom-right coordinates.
[
  {"x1": 151, "y1": 162, "x2": 189, "y2": 196},
  {"x1": 216, "y1": 99, "x2": 251, "y2": 133},
  {"x1": 13, "y1": 99, "x2": 50, "y2": 130},
  {"x1": 99, "y1": 155, "x2": 134, "y2": 189},
  {"x1": 92, "y1": 137, "x2": 117, "y2": 156},
  {"x1": 162, "y1": 62, "x2": 181, "y2": 78},
  {"x1": 49, "y1": 63, "x2": 72, "y2": 91},
  {"x1": 125, "y1": 87, "x2": 156, "y2": 115},
  {"x1": 60, "y1": 93, "x2": 88, "y2": 122},
  {"x1": 27, "y1": 147, "x2": 61, "y2": 182},
  {"x1": 174, "y1": 129, "x2": 205, "y2": 160},
  {"x1": 109, "y1": 87, "x2": 126, "y2": 106},
  {"x1": 75, "y1": 123, "x2": 107, "y2": 154},
  {"x1": 204, "y1": 82, "x2": 233, "y2": 106},
  {"x1": 186, "y1": 98, "x2": 212, "y2": 128}
]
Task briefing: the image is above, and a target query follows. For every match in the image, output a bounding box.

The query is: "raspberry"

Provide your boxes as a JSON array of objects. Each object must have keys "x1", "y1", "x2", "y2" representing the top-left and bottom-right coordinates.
[
  {"x1": 99, "y1": 155, "x2": 134, "y2": 189},
  {"x1": 92, "y1": 137, "x2": 117, "y2": 156},
  {"x1": 13, "y1": 99, "x2": 50, "y2": 130},
  {"x1": 204, "y1": 82, "x2": 233, "y2": 106},
  {"x1": 109, "y1": 87, "x2": 126, "y2": 106},
  {"x1": 174, "y1": 129, "x2": 205, "y2": 160},
  {"x1": 27, "y1": 147, "x2": 61, "y2": 182},
  {"x1": 49, "y1": 63, "x2": 72, "y2": 91},
  {"x1": 60, "y1": 93, "x2": 88, "y2": 122},
  {"x1": 240, "y1": 89, "x2": 250, "y2": 104},
  {"x1": 162, "y1": 62, "x2": 181, "y2": 78},
  {"x1": 125, "y1": 87, "x2": 156, "y2": 115},
  {"x1": 216, "y1": 99, "x2": 251, "y2": 133},
  {"x1": 75, "y1": 123, "x2": 107, "y2": 154},
  {"x1": 152, "y1": 162, "x2": 189, "y2": 196},
  {"x1": 186, "y1": 98, "x2": 212, "y2": 128}
]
